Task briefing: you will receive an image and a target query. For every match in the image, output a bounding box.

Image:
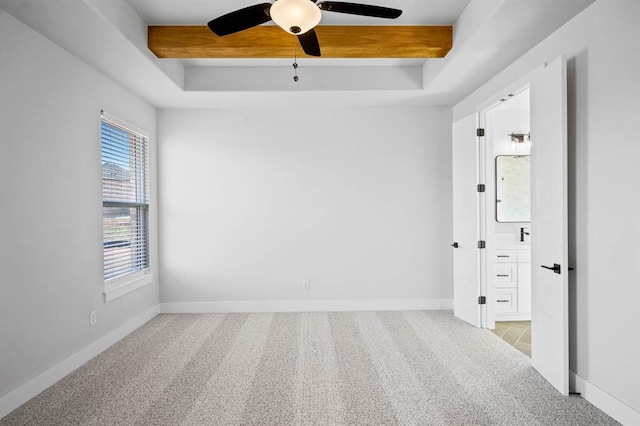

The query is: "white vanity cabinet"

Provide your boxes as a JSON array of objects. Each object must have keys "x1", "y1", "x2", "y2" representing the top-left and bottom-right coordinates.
[{"x1": 492, "y1": 247, "x2": 531, "y2": 320}]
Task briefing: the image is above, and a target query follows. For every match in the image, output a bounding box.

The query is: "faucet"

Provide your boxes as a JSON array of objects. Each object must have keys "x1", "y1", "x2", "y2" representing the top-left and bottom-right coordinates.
[{"x1": 520, "y1": 227, "x2": 530, "y2": 242}]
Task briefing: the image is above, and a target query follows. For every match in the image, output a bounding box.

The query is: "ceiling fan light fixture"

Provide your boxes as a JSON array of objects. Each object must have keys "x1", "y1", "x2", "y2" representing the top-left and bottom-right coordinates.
[{"x1": 270, "y1": 0, "x2": 322, "y2": 35}]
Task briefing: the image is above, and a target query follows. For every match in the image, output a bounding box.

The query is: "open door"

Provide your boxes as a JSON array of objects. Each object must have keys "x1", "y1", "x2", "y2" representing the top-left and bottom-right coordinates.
[
  {"x1": 452, "y1": 114, "x2": 482, "y2": 327},
  {"x1": 529, "y1": 55, "x2": 569, "y2": 395}
]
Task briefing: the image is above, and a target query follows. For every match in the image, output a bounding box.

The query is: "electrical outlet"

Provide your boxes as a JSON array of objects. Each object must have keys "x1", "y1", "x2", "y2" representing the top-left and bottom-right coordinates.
[
  {"x1": 90, "y1": 310, "x2": 97, "y2": 326},
  {"x1": 302, "y1": 280, "x2": 310, "y2": 290}
]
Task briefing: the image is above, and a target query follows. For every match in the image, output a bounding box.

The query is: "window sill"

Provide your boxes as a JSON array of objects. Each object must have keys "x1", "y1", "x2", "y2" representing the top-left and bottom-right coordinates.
[{"x1": 104, "y1": 270, "x2": 153, "y2": 302}]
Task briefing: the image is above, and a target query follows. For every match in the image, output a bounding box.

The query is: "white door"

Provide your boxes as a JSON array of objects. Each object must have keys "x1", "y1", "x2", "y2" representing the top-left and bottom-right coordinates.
[
  {"x1": 529, "y1": 55, "x2": 569, "y2": 395},
  {"x1": 452, "y1": 114, "x2": 481, "y2": 327}
]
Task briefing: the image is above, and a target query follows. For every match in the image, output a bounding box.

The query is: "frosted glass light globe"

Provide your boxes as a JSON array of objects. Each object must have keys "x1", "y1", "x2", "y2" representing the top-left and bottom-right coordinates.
[{"x1": 270, "y1": 0, "x2": 322, "y2": 35}]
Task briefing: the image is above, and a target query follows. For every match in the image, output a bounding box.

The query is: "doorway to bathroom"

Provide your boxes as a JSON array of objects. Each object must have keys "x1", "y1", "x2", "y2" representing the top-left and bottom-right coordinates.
[
  {"x1": 482, "y1": 88, "x2": 532, "y2": 357},
  {"x1": 452, "y1": 55, "x2": 569, "y2": 395},
  {"x1": 482, "y1": 88, "x2": 532, "y2": 347}
]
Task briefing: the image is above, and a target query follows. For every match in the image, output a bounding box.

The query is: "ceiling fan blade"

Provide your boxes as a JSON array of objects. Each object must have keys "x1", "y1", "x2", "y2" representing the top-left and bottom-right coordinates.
[
  {"x1": 317, "y1": 2, "x2": 402, "y2": 19},
  {"x1": 208, "y1": 3, "x2": 273, "y2": 36},
  {"x1": 298, "y1": 29, "x2": 321, "y2": 57}
]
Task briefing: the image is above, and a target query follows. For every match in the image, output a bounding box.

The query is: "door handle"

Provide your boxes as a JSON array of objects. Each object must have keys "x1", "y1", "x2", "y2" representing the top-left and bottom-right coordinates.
[
  {"x1": 541, "y1": 263, "x2": 561, "y2": 274},
  {"x1": 451, "y1": 242, "x2": 459, "y2": 248}
]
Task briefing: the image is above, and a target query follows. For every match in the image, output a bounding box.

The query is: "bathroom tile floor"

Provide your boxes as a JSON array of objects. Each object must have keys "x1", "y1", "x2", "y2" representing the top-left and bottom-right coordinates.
[{"x1": 492, "y1": 321, "x2": 531, "y2": 357}]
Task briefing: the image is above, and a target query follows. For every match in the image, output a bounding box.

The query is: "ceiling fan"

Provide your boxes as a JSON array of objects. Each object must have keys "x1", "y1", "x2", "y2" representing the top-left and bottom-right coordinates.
[{"x1": 207, "y1": 0, "x2": 402, "y2": 57}]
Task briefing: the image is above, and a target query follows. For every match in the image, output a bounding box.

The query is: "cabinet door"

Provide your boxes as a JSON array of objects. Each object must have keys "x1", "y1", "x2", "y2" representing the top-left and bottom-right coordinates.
[
  {"x1": 494, "y1": 263, "x2": 516, "y2": 288},
  {"x1": 518, "y1": 262, "x2": 532, "y2": 313},
  {"x1": 495, "y1": 289, "x2": 517, "y2": 313},
  {"x1": 518, "y1": 249, "x2": 531, "y2": 263}
]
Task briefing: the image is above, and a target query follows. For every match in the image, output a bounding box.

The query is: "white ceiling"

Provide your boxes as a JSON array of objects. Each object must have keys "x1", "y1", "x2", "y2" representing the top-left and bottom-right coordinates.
[
  {"x1": 493, "y1": 87, "x2": 530, "y2": 112},
  {"x1": 1, "y1": 0, "x2": 596, "y2": 109},
  {"x1": 127, "y1": 0, "x2": 473, "y2": 26}
]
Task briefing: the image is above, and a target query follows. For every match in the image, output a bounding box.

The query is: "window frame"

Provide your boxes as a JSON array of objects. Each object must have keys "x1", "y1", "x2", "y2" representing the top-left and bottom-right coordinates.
[{"x1": 101, "y1": 111, "x2": 153, "y2": 302}]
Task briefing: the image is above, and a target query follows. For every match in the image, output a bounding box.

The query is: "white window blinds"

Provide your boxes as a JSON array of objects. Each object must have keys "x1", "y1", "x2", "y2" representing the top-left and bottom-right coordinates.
[{"x1": 101, "y1": 113, "x2": 149, "y2": 281}]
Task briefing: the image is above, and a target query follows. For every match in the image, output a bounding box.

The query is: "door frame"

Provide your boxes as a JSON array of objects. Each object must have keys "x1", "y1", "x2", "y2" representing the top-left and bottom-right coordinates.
[
  {"x1": 464, "y1": 57, "x2": 569, "y2": 395},
  {"x1": 477, "y1": 84, "x2": 531, "y2": 331}
]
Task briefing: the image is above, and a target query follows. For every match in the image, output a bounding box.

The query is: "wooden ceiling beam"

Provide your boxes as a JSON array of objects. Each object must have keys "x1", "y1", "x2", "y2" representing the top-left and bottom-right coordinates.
[{"x1": 148, "y1": 26, "x2": 452, "y2": 59}]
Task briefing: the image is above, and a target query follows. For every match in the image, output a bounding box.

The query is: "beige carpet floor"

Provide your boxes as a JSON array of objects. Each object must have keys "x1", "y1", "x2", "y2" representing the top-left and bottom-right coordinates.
[{"x1": 1, "y1": 311, "x2": 618, "y2": 425}]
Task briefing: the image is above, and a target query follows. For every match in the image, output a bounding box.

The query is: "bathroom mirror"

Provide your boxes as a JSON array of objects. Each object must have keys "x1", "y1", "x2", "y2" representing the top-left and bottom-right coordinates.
[{"x1": 496, "y1": 155, "x2": 530, "y2": 222}]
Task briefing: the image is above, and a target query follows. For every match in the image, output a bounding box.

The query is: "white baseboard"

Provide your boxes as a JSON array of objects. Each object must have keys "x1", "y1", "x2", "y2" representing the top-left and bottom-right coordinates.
[
  {"x1": 161, "y1": 298, "x2": 453, "y2": 313},
  {"x1": 570, "y1": 371, "x2": 640, "y2": 426},
  {"x1": 0, "y1": 304, "x2": 161, "y2": 420}
]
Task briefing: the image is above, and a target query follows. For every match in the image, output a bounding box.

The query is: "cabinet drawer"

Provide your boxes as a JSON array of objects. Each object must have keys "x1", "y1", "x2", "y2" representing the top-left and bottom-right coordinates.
[
  {"x1": 494, "y1": 250, "x2": 517, "y2": 262},
  {"x1": 494, "y1": 263, "x2": 516, "y2": 287},
  {"x1": 495, "y1": 289, "x2": 517, "y2": 313},
  {"x1": 518, "y1": 250, "x2": 531, "y2": 263}
]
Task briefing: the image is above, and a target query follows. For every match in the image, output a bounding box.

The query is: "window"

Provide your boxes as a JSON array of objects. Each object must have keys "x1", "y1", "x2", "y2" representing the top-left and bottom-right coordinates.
[{"x1": 101, "y1": 112, "x2": 151, "y2": 300}]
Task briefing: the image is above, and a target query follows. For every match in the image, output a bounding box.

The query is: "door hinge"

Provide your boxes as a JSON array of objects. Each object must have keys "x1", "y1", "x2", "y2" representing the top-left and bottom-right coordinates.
[
  {"x1": 478, "y1": 240, "x2": 486, "y2": 249},
  {"x1": 477, "y1": 128, "x2": 485, "y2": 137},
  {"x1": 478, "y1": 296, "x2": 486, "y2": 305},
  {"x1": 477, "y1": 184, "x2": 485, "y2": 193}
]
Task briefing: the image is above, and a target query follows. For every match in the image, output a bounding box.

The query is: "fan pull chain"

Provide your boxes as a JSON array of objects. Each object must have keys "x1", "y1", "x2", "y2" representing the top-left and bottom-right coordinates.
[{"x1": 292, "y1": 39, "x2": 299, "y2": 82}]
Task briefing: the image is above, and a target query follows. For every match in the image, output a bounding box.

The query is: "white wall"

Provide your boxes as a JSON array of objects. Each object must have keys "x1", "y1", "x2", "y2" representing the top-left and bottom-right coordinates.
[
  {"x1": 487, "y1": 105, "x2": 530, "y2": 237},
  {"x1": 158, "y1": 107, "x2": 452, "y2": 309},
  {"x1": 453, "y1": 0, "x2": 640, "y2": 418},
  {"x1": 0, "y1": 10, "x2": 159, "y2": 401}
]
